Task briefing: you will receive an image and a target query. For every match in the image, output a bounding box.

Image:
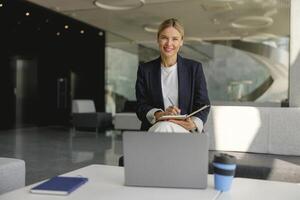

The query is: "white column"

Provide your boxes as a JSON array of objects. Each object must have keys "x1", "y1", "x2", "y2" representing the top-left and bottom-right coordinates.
[{"x1": 289, "y1": 0, "x2": 300, "y2": 107}]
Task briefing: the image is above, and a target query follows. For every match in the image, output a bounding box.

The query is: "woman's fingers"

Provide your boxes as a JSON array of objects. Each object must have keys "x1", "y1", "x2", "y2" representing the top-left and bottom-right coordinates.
[{"x1": 165, "y1": 106, "x2": 181, "y2": 115}]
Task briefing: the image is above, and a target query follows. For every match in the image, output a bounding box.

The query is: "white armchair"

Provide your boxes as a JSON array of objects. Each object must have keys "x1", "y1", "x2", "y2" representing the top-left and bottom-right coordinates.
[{"x1": 72, "y1": 99, "x2": 112, "y2": 133}]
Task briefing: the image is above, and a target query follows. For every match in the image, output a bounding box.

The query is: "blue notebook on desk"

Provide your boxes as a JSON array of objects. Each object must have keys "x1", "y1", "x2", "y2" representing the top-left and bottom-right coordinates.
[{"x1": 30, "y1": 176, "x2": 88, "y2": 195}]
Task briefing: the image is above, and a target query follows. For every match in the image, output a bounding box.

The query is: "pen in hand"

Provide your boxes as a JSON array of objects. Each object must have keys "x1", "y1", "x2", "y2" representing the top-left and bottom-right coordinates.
[
  {"x1": 167, "y1": 97, "x2": 180, "y2": 115},
  {"x1": 168, "y1": 97, "x2": 175, "y2": 107}
]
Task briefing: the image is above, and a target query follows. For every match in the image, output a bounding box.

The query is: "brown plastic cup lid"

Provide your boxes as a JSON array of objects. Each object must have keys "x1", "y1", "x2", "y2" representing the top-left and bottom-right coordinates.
[{"x1": 213, "y1": 153, "x2": 236, "y2": 164}]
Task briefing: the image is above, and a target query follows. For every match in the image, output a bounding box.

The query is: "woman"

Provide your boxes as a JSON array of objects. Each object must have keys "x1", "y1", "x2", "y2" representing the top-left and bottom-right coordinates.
[{"x1": 135, "y1": 18, "x2": 210, "y2": 133}]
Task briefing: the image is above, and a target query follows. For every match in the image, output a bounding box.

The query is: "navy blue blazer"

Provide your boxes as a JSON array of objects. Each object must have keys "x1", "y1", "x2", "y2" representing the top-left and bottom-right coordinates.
[{"x1": 135, "y1": 55, "x2": 210, "y2": 131}]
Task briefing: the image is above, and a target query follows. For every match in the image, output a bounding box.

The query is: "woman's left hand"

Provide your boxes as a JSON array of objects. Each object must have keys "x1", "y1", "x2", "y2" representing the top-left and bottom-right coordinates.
[{"x1": 168, "y1": 117, "x2": 196, "y2": 131}]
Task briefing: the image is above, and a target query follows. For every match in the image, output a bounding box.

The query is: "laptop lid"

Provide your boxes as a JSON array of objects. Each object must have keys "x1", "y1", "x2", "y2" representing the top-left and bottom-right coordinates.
[{"x1": 123, "y1": 131, "x2": 209, "y2": 189}]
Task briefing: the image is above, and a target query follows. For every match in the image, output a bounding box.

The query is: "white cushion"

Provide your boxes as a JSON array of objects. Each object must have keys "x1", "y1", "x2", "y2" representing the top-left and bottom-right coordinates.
[
  {"x1": 0, "y1": 157, "x2": 25, "y2": 194},
  {"x1": 114, "y1": 113, "x2": 141, "y2": 130},
  {"x1": 72, "y1": 100, "x2": 96, "y2": 113}
]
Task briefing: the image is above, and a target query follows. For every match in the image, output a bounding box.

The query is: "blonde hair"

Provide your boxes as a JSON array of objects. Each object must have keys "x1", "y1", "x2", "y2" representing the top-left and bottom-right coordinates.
[{"x1": 157, "y1": 18, "x2": 184, "y2": 39}]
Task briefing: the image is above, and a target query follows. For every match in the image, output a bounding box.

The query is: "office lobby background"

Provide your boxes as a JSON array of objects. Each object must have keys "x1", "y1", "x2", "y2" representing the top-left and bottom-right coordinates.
[
  {"x1": 1, "y1": 0, "x2": 299, "y2": 130},
  {"x1": 2, "y1": 0, "x2": 300, "y2": 187}
]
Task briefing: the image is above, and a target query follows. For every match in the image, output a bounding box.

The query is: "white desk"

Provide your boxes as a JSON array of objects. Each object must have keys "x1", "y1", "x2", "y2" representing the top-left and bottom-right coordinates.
[
  {"x1": 218, "y1": 177, "x2": 300, "y2": 200},
  {"x1": 2, "y1": 164, "x2": 300, "y2": 200},
  {"x1": 0, "y1": 165, "x2": 220, "y2": 200}
]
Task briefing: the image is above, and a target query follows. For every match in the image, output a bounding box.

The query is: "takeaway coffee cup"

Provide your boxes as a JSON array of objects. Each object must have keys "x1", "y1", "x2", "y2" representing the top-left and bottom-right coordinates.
[{"x1": 213, "y1": 153, "x2": 237, "y2": 191}]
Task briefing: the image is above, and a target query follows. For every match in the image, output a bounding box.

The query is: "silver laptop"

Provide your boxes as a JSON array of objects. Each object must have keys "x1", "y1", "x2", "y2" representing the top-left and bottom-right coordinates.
[{"x1": 123, "y1": 131, "x2": 209, "y2": 189}]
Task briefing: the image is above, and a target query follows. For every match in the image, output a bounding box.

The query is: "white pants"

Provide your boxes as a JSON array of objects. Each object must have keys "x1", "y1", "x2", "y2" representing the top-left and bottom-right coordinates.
[{"x1": 148, "y1": 121, "x2": 190, "y2": 133}]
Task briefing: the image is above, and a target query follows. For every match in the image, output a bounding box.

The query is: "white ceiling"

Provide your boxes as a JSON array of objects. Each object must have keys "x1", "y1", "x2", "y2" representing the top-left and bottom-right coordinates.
[{"x1": 25, "y1": 0, "x2": 290, "y2": 45}]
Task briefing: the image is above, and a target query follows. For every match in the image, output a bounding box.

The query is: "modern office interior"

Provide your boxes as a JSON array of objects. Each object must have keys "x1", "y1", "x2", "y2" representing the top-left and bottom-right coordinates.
[{"x1": 1, "y1": 0, "x2": 300, "y2": 199}]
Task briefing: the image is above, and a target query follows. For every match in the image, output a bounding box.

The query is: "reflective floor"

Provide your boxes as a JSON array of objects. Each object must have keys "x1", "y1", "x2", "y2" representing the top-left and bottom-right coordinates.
[
  {"x1": 1, "y1": 126, "x2": 300, "y2": 185},
  {"x1": 0, "y1": 126, "x2": 122, "y2": 185}
]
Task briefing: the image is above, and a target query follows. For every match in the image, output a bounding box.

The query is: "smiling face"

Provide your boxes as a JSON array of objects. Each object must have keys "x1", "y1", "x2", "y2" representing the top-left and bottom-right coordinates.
[{"x1": 158, "y1": 26, "x2": 183, "y2": 61}]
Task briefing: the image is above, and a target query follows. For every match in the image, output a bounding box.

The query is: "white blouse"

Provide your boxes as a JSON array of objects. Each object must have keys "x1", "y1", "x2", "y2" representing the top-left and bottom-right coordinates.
[{"x1": 160, "y1": 63, "x2": 179, "y2": 109}]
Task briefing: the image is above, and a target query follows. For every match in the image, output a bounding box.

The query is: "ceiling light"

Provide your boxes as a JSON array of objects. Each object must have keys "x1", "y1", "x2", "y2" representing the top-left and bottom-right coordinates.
[
  {"x1": 211, "y1": 0, "x2": 241, "y2": 1},
  {"x1": 207, "y1": 0, "x2": 245, "y2": 5},
  {"x1": 56, "y1": 32, "x2": 61, "y2": 36},
  {"x1": 242, "y1": 33, "x2": 279, "y2": 42},
  {"x1": 25, "y1": 12, "x2": 30, "y2": 16},
  {"x1": 264, "y1": 9, "x2": 278, "y2": 17},
  {"x1": 202, "y1": 36, "x2": 241, "y2": 41},
  {"x1": 185, "y1": 37, "x2": 203, "y2": 43},
  {"x1": 93, "y1": 0, "x2": 145, "y2": 11},
  {"x1": 144, "y1": 26, "x2": 157, "y2": 33},
  {"x1": 64, "y1": 25, "x2": 69, "y2": 29},
  {"x1": 80, "y1": 30, "x2": 85, "y2": 34},
  {"x1": 143, "y1": 23, "x2": 160, "y2": 33},
  {"x1": 231, "y1": 16, "x2": 273, "y2": 29},
  {"x1": 98, "y1": 31, "x2": 103, "y2": 36},
  {"x1": 0, "y1": 3, "x2": 3, "y2": 7}
]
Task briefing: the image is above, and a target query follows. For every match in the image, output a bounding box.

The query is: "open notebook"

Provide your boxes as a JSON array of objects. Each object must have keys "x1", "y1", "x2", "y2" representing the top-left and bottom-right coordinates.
[{"x1": 158, "y1": 105, "x2": 210, "y2": 120}]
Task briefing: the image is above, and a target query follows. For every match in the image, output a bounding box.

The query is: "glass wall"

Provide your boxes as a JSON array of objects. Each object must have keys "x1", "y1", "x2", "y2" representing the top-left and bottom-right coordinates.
[
  {"x1": 104, "y1": 0, "x2": 290, "y2": 112},
  {"x1": 105, "y1": 37, "x2": 289, "y2": 112},
  {"x1": 105, "y1": 33, "x2": 138, "y2": 113},
  {"x1": 135, "y1": 37, "x2": 289, "y2": 106},
  {"x1": 181, "y1": 38, "x2": 289, "y2": 105}
]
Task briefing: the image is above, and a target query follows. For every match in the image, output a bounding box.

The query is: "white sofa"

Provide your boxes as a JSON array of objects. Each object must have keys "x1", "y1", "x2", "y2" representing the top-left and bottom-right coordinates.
[
  {"x1": 206, "y1": 106, "x2": 300, "y2": 156},
  {"x1": 114, "y1": 106, "x2": 300, "y2": 156}
]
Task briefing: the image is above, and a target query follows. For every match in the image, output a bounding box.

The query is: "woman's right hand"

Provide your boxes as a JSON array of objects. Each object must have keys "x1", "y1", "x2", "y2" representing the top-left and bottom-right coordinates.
[
  {"x1": 154, "y1": 106, "x2": 181, "y2": 121},
  {"x1": 165, "y1": 106, "x2": 181, "y2": 115}
]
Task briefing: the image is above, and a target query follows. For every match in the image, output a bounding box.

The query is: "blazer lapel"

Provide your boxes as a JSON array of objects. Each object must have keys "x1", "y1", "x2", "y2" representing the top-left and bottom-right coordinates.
[
  {"x1": 152, "y1": 57, "x2": 164, "y2": 109},
  {"x1": 177, "y1": 55, "x2": 188, "y2": 113}
]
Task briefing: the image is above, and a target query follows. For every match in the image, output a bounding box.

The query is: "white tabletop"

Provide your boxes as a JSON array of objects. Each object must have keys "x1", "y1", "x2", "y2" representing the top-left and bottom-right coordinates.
[
  {"x1": 2, "y1": 164, "x2": 300, "y2": 200},
  {"x1": 0, "y1": 164, "x2": 220, "y2": 200},
  {"x1": 218, "y1": 177, "x2": 300, "y2": 200}
]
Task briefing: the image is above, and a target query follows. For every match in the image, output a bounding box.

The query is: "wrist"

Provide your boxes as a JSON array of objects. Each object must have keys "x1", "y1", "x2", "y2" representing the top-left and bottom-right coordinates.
[
  {"x1": 154, "y1": 111, "x2": 164, "y2": 121},
  {"x1": 190, "y1": 121, "x2": 197, "y2": 131},
  {"x1": 190, "y1": 124, "x2": 198, "y2": 132}
]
